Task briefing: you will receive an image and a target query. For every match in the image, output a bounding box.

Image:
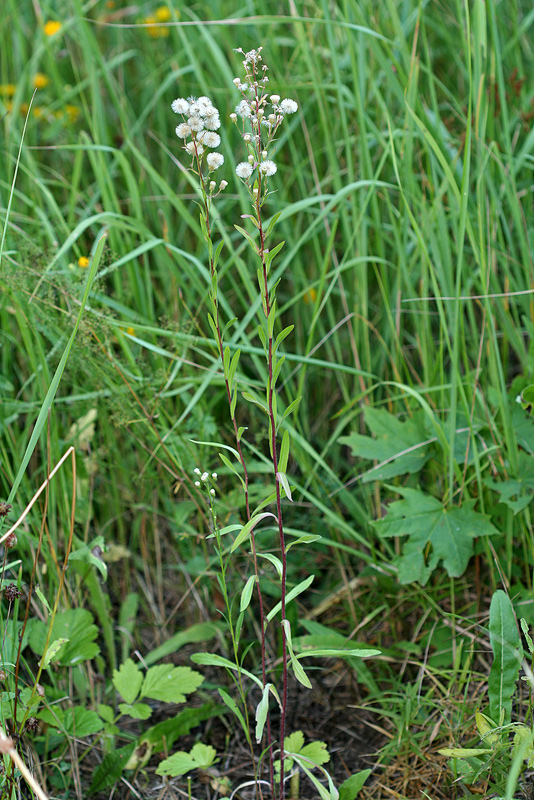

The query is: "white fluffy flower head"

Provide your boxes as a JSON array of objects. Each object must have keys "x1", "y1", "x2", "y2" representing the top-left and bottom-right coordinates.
[
  {"x1": 207, "y1": 152, "x2": 224, "y2": 171},
  {"x1": 259, "y1": 160, "x2": 277, "y2": 176},
  {"x1": 175, "y1": 123, "x2": 191, "y2": 139},
  {"x1": 236, "y1": 162, "x2": 254, "y2": 179},
  {"x1": 280, "y1": 98, "x2": 298, "y2": 114},
  {"x1": 172, "y1": 98, "x2": 190, "y2": 114}
]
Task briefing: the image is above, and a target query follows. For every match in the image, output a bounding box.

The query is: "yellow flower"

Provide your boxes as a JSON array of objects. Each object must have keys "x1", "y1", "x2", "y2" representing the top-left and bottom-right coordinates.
[
  {"x1": 126, "y1": 327, "x2": 135, "y2": 336},
  {"x1": 65, "y1": 105, "x2": 80, "y2": 122},
  {"x1": 32, "y1": 106, "x2": 45, "y2": 118},
  {"x1": 155, "y1": 6, "x2": 172, "y2": 21},
  {"x1": 43, "y1": 20, "x2": 62, "y2": 36},
  {"x1": 0, "y1": 84, "x2": 16, "y2": 97},
  {"x1": 34, "y1": 73, "x2": 49, "y2": 89},
  {"x1": 303, "y1": 288, "x2": 317, "y2": 304},
  {"x1": 78, "y1": 256, "x2": 90, "y2": 268},
  {"x1": 105, "y1": 0, "x2": 115, "y2": 6},
  {"x1": 143, "y1": 14, "x2": 170, "y2": 37},
  {"x1": 19, "y1": 102, "x2": 29, "y2": 115}
]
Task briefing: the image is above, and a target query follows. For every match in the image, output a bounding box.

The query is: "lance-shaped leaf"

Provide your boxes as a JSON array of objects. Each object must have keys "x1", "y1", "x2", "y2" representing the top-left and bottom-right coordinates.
[
  {"x1": 373, "y1": 487, "x2": 497, "y2": 585},
  {"x1": 488, "y1": 590, "x2": 523, "y2": 725}
]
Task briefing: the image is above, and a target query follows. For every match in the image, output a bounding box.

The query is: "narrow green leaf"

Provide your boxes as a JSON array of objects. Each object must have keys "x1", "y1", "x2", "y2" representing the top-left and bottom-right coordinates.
[
  {"x1": 231, "y1": 512, "x2": 277, "y2": 553},
  {"x1": 267, "y1": 575, "x2": 314, "y2": 622},
  {"x1": 190, "y1": 652, "x2": 263, "y2": 688},
  {"x1": 265, "y1": 210, "x2": 282, "y2": 237},
  {"x1": 218, "y1": 688, "x2": 248, "y2": 736},
  {"x1": 278, "y1": 430, "x2": 290, "y2": 473},
  {"x1": 235, "y1": 224, "x2": 259, "y2": 254},
  {"x1": 277, "y1": 471, "x2": 292, "y2": 502},
  {"x1": 255, "y1": 683, "x2": 271, "y2": 743},
  {"x1": 240, "y1": 575, "x2": 256, "y2": 612}
]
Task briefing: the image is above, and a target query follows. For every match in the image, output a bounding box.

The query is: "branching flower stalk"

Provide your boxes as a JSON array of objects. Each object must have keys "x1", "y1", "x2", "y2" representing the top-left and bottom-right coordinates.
[
  {"x1": 172, "y1": 90, "x2": 273, "y2": 780},
  {"x1": 232, "y1": 47, "x2": 299, "y2": 800},
  {"x1": 171, "y1": 49, "x2": 299, "y2": 800}
]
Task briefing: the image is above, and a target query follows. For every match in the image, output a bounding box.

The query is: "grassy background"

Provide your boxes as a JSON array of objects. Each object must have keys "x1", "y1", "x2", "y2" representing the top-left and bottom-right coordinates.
[{"x1": 1, "y1": 0, "x2": 534, "y2": 797}]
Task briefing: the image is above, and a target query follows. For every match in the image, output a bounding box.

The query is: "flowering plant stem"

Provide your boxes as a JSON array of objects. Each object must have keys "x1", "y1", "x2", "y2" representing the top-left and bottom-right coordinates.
[{"x1": 171, "y1": 48, "x2": 300, "y2": 800}]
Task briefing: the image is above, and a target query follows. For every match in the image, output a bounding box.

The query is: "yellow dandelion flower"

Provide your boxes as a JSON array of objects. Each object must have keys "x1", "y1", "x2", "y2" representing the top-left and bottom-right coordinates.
[
  {"x1": 155, "y1": 6, "x2": 172, "y2": 21},
  {"x1": 78, "y1": 256, "x2": 90, "y2": 268},
  {"x1": 105, "y1": 0, "x2": 115, "y2": 6},
  {"x1": 143, "y1": 14, "x2": 170, "y2": 37},
  {"x1": 0, "y1": 84, "x2": 16, "y2": 97},
  {"x1": 65, "y1": 105, "x2": 80, "y2": 122},
  {"x1": 126, "y1": 327, "x2": 135, "y2": 336},
  {"x1": 43, "y1": 20, "x2": 62, "y2": 36},
  {"x1": 32, "y1": 106, "x2": 45, "y2": 118},
  {"x1": 303, "y1": 288, "x2": 317, "y2": 305},
  {"x1": 19, "y1": 102, "x2": 29, "y2": 115},
  {"x1": 34, "y1": 73, "x2": 49, "y2": 89}
]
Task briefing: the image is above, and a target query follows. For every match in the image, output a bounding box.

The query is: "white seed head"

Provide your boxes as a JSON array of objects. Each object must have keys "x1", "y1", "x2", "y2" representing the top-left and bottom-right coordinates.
[{"x1": 185, "y1": 141, "x2": 203, "y2": 155}]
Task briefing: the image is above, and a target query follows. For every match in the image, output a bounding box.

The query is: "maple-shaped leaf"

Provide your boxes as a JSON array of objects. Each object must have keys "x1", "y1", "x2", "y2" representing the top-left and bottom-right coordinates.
[
  {"x1": 485, "y1": 452, "x2": 534, "y2": 513},
  {"x1": 373, "y1": 488, "x2": 497, "y2": 585},
  {"x1": 339, "y1": 408, "x2": 432, "y2": 482}
]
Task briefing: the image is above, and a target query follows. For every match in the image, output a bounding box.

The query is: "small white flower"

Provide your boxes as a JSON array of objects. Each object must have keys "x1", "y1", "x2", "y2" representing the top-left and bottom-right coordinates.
[
  {"x1": 175, "y1": 123, "x2": 191, "y2": 139},
  {"x1": 233, "y1": 77, "x2": 241, "y2": 85},
  {"x1": 237, "y1": 82, "x2": 248, "y2": 91},
  {"x1": 188, "y1": 115, "x2": 204, "y2": 132},
  {"x1": 259, "y1": 160, "x2": 277, "y2": 176},
  {"x1": 262, "y1": 150, "x2": 268, "y2": 159},
  {"x1": 236, "y1": 162, "x2": 254, "y2": 179},
  {"x1": 209, "y1": 180, "x2": 216, "y2": 191},
  {"x1": 194, "y1": 468, "x2": 201, "y2": 475},
  {"x1": 229, "y1": 113, "x2": 238, "y2": 122},
  {"x1": 270, "y1": 94, "x2": 280, "y2": 105},
  {"x1": 207, "y1": 152, "x2": 224, "y2": 170},
  {"x1": 220, "y1": 180, "x2": 228, "y2": 189},
  {"x1": 194, "y1": 480, "x2": 200, "y2": 487},
  {"x1": 210, "y1": 489, "x2": 216, "y2": 496},
  {"x1": 203, "y1": 105, "x2": 219, "y2": 118},
  {"x1": 201, "y1": 471, "x2": 209, "y2": 482},
  {"x1": 235, "y1": 100, "x2": 252, "y2": 118},
  {"x1": 243, "y1": 133, "x2": 251, "y2": 142},
  {"x1": 172, "y1": 98, "x2": 190, "y2": 114},
  {"x1": 203, "y1": 116, "x2": 221, "y2": 131},
  {"x1": 212, "y1": 472, "x2": 218, "y2": 480},
  {"x1": 280, "y1": 98, "x2": 298, "y2": 114},
  {"x1": 201, "y1": 131, "x2": 221, "y2": 148}
]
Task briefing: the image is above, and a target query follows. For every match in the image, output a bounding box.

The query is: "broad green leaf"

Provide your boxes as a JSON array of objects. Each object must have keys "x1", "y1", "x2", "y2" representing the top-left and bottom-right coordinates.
[
  {"x1": 156, "y1": 743, "x2": 217, "y2": 777},
  {"x1": 285, "y1": 731, "x2": 305, "y2": 753},
  {"x1": 485, "y1": 453, "x2": 534, "y2": 513},
  {"x1": 28, "y1": 608, "x2": 100, "y2": 665},
  {"x1": 89, "y1": 744, "x2": 136, "y2": 795},
  {"x1": 301, "y1": 740, "x2": 330, "y2": 766},
  {"x1": 339, "y1": 770, "x2": 372, "y2": 800},
  {"x1": 143, "y1": 703, "x2": 222, "y2": 752},
  {"x1": 113, "y1": 658, "x2": 142, "y2": 705},
  {"x1": 118, "y1": 703, "x2": 152, "y2": 720},
  {"x1": 339, "y1": 408, "x2": 432, "y2": 482},
  {"x1": 373, "y1": 487, "x2": 497, "y2": 585},
  {"x1": 141, "y1": 665, "x2": 203, "y2": 703},
  {"x1": 63, "y1": 707, "x2": 104, "y2": 737},
  {"x1": 488, "y1": 590, "x2": 523, "y2": 725}
]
